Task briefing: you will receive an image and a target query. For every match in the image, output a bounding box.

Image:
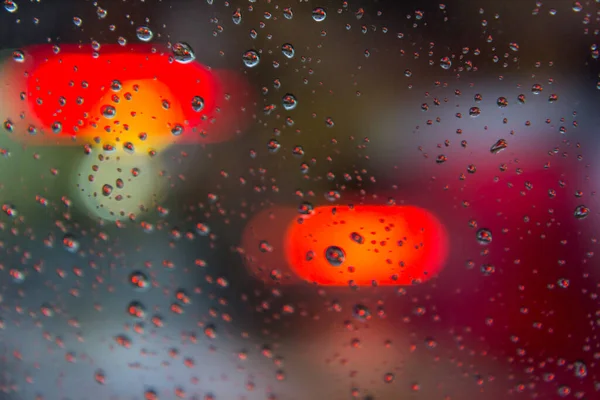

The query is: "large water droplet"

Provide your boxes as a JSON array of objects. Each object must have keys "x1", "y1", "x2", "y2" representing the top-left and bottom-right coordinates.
[
  {"x1": 242, "y1": 50, "x2": 260, "y2": 68},
  {"x1": 136, "y1": 26, "x2": 153, "y2": 42},
  {"x1": 172, "y1": 42, "x2": 196, "y2": 64},
  {"x1": 191, "y1": 96, "x2": 205, "y2": 112},
  {"x1": 312, "y1": 7, "x2": 327, "y2": 22},
  {"x1": 282, "y1": 93, "x2": 298, "y2": 110},
  {"x1": 476, "y1": 228, "x2": 492, "y2": 245},
  {"x1": 281, "y1": 43, "x2": 295, "y2": 58},
  {"x1": 129, "y1": 271, "x2": 150, "y2": 291},
  {"x1": 574, "y1": 205, "x2": 590, "y2": 219},
  {"x1": 325, "y1": 246, "x2": 346, "y2": 266}
]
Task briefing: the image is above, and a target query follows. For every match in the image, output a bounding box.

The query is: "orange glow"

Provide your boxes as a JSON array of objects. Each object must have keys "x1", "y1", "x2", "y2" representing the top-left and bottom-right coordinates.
[
  {"x1": 2, "y1": 44, "x2": 254, "y2": 146},
  {"x1": 284, "y1": 205, "x2": 448, "y2": 286}
]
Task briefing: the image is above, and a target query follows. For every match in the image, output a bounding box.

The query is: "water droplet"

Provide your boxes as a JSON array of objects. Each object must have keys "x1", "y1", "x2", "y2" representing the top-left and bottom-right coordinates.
[
  {"x1": 496, "y1": 96, "x2": 508, "y2": 108},
  {"x1": 517, "y1": 94, "x2": 526, "y2": 104},
  {"x1": 267, "y1": 139, "x2": 281, "y2": 153},
  {"x1": 312, "y1": 7, "x2": 327, "y2": 22},
  {"x1": 12, "y1": 50, "x2": 25, "y2": 63},
  {"x1": 2, "y1": 204, "x2": 17, "y2": 217},
  {"x1": 282, "y1": 93, "x2": 298, "y2": 110},
  {"x1": 259, "y1": 240, "x2": 273, "y2": 253},
  {"x1": 325, "y1": 246, "x2": 345, "y2": 266},
  {"x1": 129, "y1": 271, "x2": 150, "y2": 291},
  {"x1": 3, "y1": 119, "x2": 14, "y2": 132},
  {"x1": 440, "y1": 56, "x2": 452, "y2": 70},
  {"x1": 281, "y1": 43, "x2": 295, "y2": 58},
  {"x1": 490, "y1": 138, "x2": 508, "y2": 154},
  {"x1": 136, "y1": 26, "x2": 153, "y2": 42},
  {"x1": 172, "y1": 42, "x2": 196, "y2": 64},
  {"x1": 73, "y1": 17, "x2": 83, "y2": 27},
  {"x1": 232, "y1": 8, "x2": 242, "y2": 24},
  {"x1": 283, "y1": 7, "x2": 293, "y2": 19},
  {"x1": 298, "y1": 201, "x2": 314, "y2": 214},
  {"x1": 469, "y1": 107, "x2": 481, "y2": 117},
  {"x1": 97, "y1": 6, "x2": 107, "y2": 19},
  {"x1": 171, "y1": 124, "x2": 184, "y2": 136},
  {"x1": 350, "y1": 232, "x2": 364, "y2": 244},
  {"x1": 62, "y1": 234, "x2": 80, "y2": 253},
  {"x1": 51, "y1": 121, "x2": 62, "y2": 134},
  {"x1": 509, "y1": 42, "x2": 519, "y2": 51},
  {"x1": 476, "y1": 228, "x2": 492, "y2": 245},
  {"x1": 480, "y1": 264, "x2": 495, "y2": 275},
  {"x1": 548, "y1": 93, "x2": 559, "y2": 103},
  {"x1": 101, "y1": 105, "x2": 116, "y2": 119},
  {"x1": 243, "y1": 50, "x2": 260, "y2": 67},
  {"x1": 352, "y1": 304, "x2": 371, "y2": 321},
  {"x1": 531, "y1": 83, "x2": 543, "y2": 94},
  {"x1": 574, "y1": 361, "x2": 587, "y2": 378},
  {"x1": 102, "y1": 184, "x2": 113, "y2": 196},
  {"x1": 191, "y1": 96, "x2": 205, "y2": 112},
  {"x1": 127, "y1": 301, "x2": 146, "y2": 318},
  {"x1": 4, "y1": 1, "x2": 18, "y2": 13},
  {"x1": 574, "y1": 205, "x2": 590, "y2": 219}
]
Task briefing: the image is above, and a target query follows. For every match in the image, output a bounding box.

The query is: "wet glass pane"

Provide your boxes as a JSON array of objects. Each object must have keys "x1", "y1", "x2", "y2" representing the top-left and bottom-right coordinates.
[{"x1": 0, "y1": 1, "x2": 598, "y2": 399}]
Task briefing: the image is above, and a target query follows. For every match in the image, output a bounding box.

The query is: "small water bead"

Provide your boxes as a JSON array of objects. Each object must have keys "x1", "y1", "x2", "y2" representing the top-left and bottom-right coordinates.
[
  {"x1": 496, "y1": 97, "x2": 508, "y2": 108},
  {"x1": 480, "y1": 264, "x2": 495, "y2": 275},
  {"x1": 509, "y1": 42, "x2": 519, "y2": 52},
  {"x1": 171, "y1": 125, "x2": 184, "y2": 136},
  {"x1": 325, "y1": 246, "x2": 345, "y2": 266},
  {"x1": 573, "y1": 361, "x2": 587, "y2": 378},
  {"x1": 469, "y1": 107, "x2": 481, "y2": 117},
  {"x1": 352, "y1": 304, "x2": 371, "y2": 322},
  {"x1": 3, "y1": 119, "x2": 14, "y2": 132},
  {"x1": 129, "y1": 271, "x2": 151, "y2": 291},
  {"x1": 476, "y1": 228, "x2": 492, "y2": 245},
  {"x1": 281, "y1": 43, "x2": 295, "y2": 59},
  {"x1": 232, "y1": 8, "x2": 242, "y2": 24},
  {"x1": 127, "y1": 301, "x2": 146, "y2": 318},
  {"x1": 97, "y1": 6, "x2": 107, "y2": 18},
  {"x1": 267, "y1": 139, "x2": 281, "y2": 153},
  {"x1": 172, "y1": 42, "x2": 196, "y2": 64},
  {"x1": 101, "y1": 105, "x2": 116, "y2": 119},
  {"x1": 282, "y1": 93, "x2": 298, "y2": 110},
  {"x1": 242, "y1": 50, "x2": 260, "y2": 67},
  {"x1": 51, "y1": 121, "x2": 62, "y2": 133},
  {"x1": 298, "y1": 201, "x2": 314, "y2": 215},
  {"x1": 73, "y1": 17, "x2": 83, "y2": 27},
  {"x1": 191, "y1": 96, "x2": 205, "y2": 112},
  {"x1": 136, "y1": 26, "x2": 153, "y2": 42},
  {"x1": 2, "y1": 204, "x2": 17, "y2": 217},
  {"x1": 12, "y1": 50, "x2": 25, "y2": 63},
  {"x1": 548, "y1": 93, "x2": 559, "y2": 103},
  {"x1": 259, "y1": 240, "x2": 273, "y2": 253},
  {"x1": 62, "y1": 234, "x2": 80, "y2": 253},
  {"x1": 312, "y1": 7, "x2": 327, "y2": 22},
  {"x1": 283, "y1": 7, "x2": 293, "y2": 19},
  {"x1": 474, "y1": 93, "x2": 483, "y2": 102},
  {"x1": 101, "y1": 184, "x2": 113, "y2": 196},
  {"x1": 439, "y1": 56, "x2": 452, "y2": 70},
  {"x1": 531, "y1": 83, "x2": 543, "y2": 94},
  {"x1": 350, "y1": 232, "x2": 364, "y2": 244},
  {"x1": 574, "y1": 205, "x2": 590, "y2": 219}
]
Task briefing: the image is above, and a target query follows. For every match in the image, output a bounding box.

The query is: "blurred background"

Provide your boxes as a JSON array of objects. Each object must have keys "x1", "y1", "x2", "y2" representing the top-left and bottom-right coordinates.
[{"x1": 0, "y1": 0, "x2": 599, "y2": 399}]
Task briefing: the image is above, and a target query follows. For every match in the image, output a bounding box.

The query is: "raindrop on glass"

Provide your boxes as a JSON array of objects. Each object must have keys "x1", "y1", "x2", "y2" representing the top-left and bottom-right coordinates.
[
  {"x1": 242, "y1": 50, "x2": 260, "y2": 68},
  {"x1": 325, "y1": 246, "x2": 346, "y2": 266}
]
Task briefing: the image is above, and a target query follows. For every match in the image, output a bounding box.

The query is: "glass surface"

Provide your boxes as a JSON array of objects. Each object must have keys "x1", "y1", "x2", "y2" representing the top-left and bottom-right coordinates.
[{"x1": 0, "y1": 1, "x2": 599, "y2": 399}]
